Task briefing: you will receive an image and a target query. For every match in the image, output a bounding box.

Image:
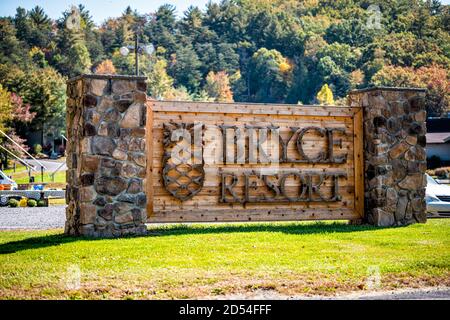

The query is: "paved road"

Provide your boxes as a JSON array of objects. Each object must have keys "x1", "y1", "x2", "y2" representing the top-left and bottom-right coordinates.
[{"x1": 0, "y1": 205, "x2": 66, "y2": 230}]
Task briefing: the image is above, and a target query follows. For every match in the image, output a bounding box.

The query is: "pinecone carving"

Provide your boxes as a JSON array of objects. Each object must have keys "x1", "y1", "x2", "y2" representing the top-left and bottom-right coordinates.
[{"x1": 162, "y1": 122, "x2": 205, "y2": 201}]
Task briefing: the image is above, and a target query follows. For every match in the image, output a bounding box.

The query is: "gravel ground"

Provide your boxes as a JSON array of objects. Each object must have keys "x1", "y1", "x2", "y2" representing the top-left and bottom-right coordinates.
[
  {"x1": 213, "y1": 287, "x2": 450, "y2": 300},
  {"x1": 0, "y1": 205, "x2": 66, "y2": 230}
]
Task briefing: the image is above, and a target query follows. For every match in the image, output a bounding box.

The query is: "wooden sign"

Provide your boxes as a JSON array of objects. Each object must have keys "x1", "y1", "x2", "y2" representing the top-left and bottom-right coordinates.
[{"x1": 146, "y1": 101, "x2": 364, "y2": 223}]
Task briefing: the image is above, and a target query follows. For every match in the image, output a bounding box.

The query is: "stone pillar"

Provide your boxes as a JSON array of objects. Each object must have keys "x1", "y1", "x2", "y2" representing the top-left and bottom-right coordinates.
[
  {"x1": 65, "y1": 74, "x2": 148, "y2": 237},
  {"x1": 348, "y1": 87, "x2": 428, "y2": 226}
]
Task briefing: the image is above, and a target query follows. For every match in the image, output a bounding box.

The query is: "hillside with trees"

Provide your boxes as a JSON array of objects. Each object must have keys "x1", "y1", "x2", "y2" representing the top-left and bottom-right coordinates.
[{"x1": 0, "y1": 0, "x2": 449, "y2": 153}]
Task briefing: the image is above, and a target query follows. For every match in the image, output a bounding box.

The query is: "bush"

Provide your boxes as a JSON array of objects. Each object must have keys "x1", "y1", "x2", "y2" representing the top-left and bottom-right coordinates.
[
  {"x1": 435, "y1": 167, "x2": 450, "y2": 179},
  {"x1": 27, "y1": 199, "x2": 37, "y2": 207},
  {"x1": 19, "y1": 198, "x2": 28, "y2": 207},
  {"x1": 8, "y1": 199, "x2": 18, "y2": 207},
  {"x1": 33, "y1": 144, "x2": 42, "y2": 154},
  {"x1": 37, "y1": 200, "x2": 47, "y2": 207}
]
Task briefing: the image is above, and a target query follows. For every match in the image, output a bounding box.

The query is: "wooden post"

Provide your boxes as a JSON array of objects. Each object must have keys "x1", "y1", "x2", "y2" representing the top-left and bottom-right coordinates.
[
  {"x1": 353, "y1": 108, "x2": 364, "y2": 219},
  {"x1": 146, "y1": 101, "x2": 154, "y2": 219}
]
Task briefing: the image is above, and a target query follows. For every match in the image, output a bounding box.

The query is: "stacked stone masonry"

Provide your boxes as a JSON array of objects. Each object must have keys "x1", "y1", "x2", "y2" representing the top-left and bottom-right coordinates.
[
  {"x1": 349, "y1": 87, "x2": 427, "y2": 226},
  {"x1": 65, "y1": 75, "x2": 148, "y2": 237}
]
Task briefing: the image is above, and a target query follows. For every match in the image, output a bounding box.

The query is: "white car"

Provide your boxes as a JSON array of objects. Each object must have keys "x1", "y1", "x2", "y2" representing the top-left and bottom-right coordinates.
[
  {"x1": 426, "y1": 174, "x2": 450, "y2": 217},
  {"x1": 0, "y1": 170, "x2": 18, "y2": 190}
]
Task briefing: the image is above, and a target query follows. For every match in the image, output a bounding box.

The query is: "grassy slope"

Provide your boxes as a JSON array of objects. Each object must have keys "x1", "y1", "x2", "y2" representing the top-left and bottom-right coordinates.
[{"x1": 0, "y1": 220, "x2": 449, "y2": 299}]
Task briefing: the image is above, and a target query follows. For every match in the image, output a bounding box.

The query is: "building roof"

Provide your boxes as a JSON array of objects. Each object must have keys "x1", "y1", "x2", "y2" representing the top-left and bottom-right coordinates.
[{"x1": 426, "y1": 132, "x2": 450, "y2": 144}]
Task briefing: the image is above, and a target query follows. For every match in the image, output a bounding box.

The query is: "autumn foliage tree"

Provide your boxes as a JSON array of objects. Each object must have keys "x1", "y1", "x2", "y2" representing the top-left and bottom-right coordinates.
[
  {"x1": 0, "y1": 84, "x2": 34, "y2": 168},
  {"x1": 0, "y1": 84, "x2": 12, "y2": 131},
  {"x1": 372, "y1": 64, "x2": 449, "y2": 116},
  {"x1": 204, "y1": 71, "x2": 234, "y2": 102},
  {"x1": 316, "y1": 84, "x2": 334, "y2": 105},
  {"x1": 95, "y1": 59, "x2": 116, "y2": 74},
  {"x1": 146, "y1": 57, "x2": 174, "y2": 100}
]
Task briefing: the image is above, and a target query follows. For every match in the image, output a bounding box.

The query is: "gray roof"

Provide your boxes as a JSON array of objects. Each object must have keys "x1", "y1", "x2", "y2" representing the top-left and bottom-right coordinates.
[{"x1": 426, "y1": 132, "x2": 450, "y2": 144}]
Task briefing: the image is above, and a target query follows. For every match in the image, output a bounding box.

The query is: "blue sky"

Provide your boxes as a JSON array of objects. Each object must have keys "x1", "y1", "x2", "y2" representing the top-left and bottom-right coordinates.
[
  {"x1": 0, "y1": 0, "x2": 218, "y2": 24},
  {"x1": 1, "y1": 0, "x2": 449, "y2": 25}
]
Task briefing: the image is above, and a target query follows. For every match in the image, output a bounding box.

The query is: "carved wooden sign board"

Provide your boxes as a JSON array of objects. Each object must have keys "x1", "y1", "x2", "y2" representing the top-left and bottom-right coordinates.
[{"x1": 146, "y1": 101, "x2": 364, "y2": 223}]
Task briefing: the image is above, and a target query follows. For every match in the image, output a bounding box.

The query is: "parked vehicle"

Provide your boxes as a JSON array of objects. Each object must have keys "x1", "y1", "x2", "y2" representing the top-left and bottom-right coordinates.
[
  {"x1": 0, "y1": 170, "x2": 18, "y2": 190},
  {"x1": 426, "y1": 174, "x2": 450, "y2": 217}
]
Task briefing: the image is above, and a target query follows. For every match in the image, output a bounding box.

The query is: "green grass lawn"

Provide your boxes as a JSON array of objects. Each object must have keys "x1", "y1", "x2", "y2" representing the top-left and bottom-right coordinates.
[
  {"x1": 8, "y1": 170, "x2": 66, "y2": 184},
  {"x1": 2, "y1": 164, "x2": 27, "y2": 175},
  {"x1": 0, "y1": 220, "x2": 449, "y2": 299},
  {"x1": 2, "y1": 161, "x2": 66, "y2": 186}
]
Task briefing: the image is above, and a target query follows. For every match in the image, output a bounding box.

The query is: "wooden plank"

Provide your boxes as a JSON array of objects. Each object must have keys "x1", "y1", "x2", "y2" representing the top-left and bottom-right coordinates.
[
  {"x1": 353, "y1": 109, "x2": 364, "y2": 218},
  {"x1": 145, "y1": 101, "x2": 154, "y2": 219},
  {"x1": 147, "y1": 208, "x2": 358, "y2": 223},
  {"x1": 151, "y1": 101, "x2": 361, "y2": 117}
]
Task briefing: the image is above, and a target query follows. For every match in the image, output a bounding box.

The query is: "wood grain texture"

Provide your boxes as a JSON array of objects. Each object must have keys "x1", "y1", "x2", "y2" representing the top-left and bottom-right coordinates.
[
  {"x1": 146, "y1": 101, "x2": 154, "y2": 219},
  {"x1": 146, "y1": 101, "x2": 364, "y2": 223},
  {"x1": 353, "y1": 109, "x2": 365, "y2": 218}
]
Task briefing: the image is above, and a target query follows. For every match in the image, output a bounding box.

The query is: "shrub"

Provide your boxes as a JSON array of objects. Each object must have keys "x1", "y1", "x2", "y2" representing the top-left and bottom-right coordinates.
[
  {"x1": 435, "y1": 167, "x2": 450, "y2": 179},
  {"x1": 33, "y1": 144, "x2": 42, "y2": 154},
  {"x1": 37, "y1": 200, "x2": 47, "y2": 207},
  {"x1": 8, "y1": 199, "x2": 18, "y2": 207},
  {"x1": 27, "y1": 199, "x2": 37, "y2": 207},
  {"x1": 19, "y1": 198, "x2": 28, "y2": 207}
]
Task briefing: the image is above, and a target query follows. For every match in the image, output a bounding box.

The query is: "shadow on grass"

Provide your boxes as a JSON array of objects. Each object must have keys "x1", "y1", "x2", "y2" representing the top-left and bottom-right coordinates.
[{"x1": 0, "y1": 221, "x2": 390, "y2": 254}]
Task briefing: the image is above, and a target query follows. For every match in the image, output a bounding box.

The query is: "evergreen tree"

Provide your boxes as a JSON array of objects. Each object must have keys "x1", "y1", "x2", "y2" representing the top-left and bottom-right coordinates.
[{"x1": 169, "y1": 45, "x2": 202, "y2": 93}]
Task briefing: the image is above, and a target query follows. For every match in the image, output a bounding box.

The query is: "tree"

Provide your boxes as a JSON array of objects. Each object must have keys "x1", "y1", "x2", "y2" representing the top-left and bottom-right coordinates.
[
  {"x1": 164, "y1": 86, "x2": 193, "y2": 101},
  {"x1": 10, "y1": 92, "x2": 36, "y2": 124},
  {"x1": 54, "y1": 6, "x2": 93, "y2": 77},
  {"x1": 371, "y1": 64, "x2": 449, "y2": 116},
  {"x1": 316, "y1": 84, "x2": 334, "y2": 105},
  {"x1": 249, "y1": 48, "x2": 293, "y2": 102},
  {"x1": 0, "y1": 65, "x2": 66, "y2": 139},
  {"x1": 144, "y1": 4, "x2": 178, "y2": 59},
  {"x1": 169, "y1": 45, "x2": 202, "y2": 93},
  {"x1": 0, "y1": 18, "x2": 30, "y2": 67},
  {"x1": 145, "y1": 56, "x2": 174, "y2": 99},
  {"x1": 14, "y1": 6, "x2": 53, "y2": 49},
  {"x1": 1, "y1": 0, "x2": 450, "y2": 109},
  {"x1": 29, "y1": 47, "x2": 47, "y2": 68},
  {"x1": 0, "y1": 85, "x2": 34, "y2": 169},
  {"x1": 317, "y1": 43, "x2": 360, "y2": 72},
  {"x1": 0, "y1": 85, "x2": 12, "y2": 131},
  {"x1": 95, "y1": 59, "x2": 116, "y2": 74},
  {"x1": 325, "y1": 18, "x2": 379, "y2": 47},
  {"x1": 317, "y1": 56, "x2": 351, "y2": 98},
  {"x1": 0, "y1": 129, "x2": 30, "y2": 169},
  {"x1": 204, "y1": 71, "x2": 234, "y2": 102},
  {"x1": 414, "y1": 65, "x2": 449, "y2": 116}
]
